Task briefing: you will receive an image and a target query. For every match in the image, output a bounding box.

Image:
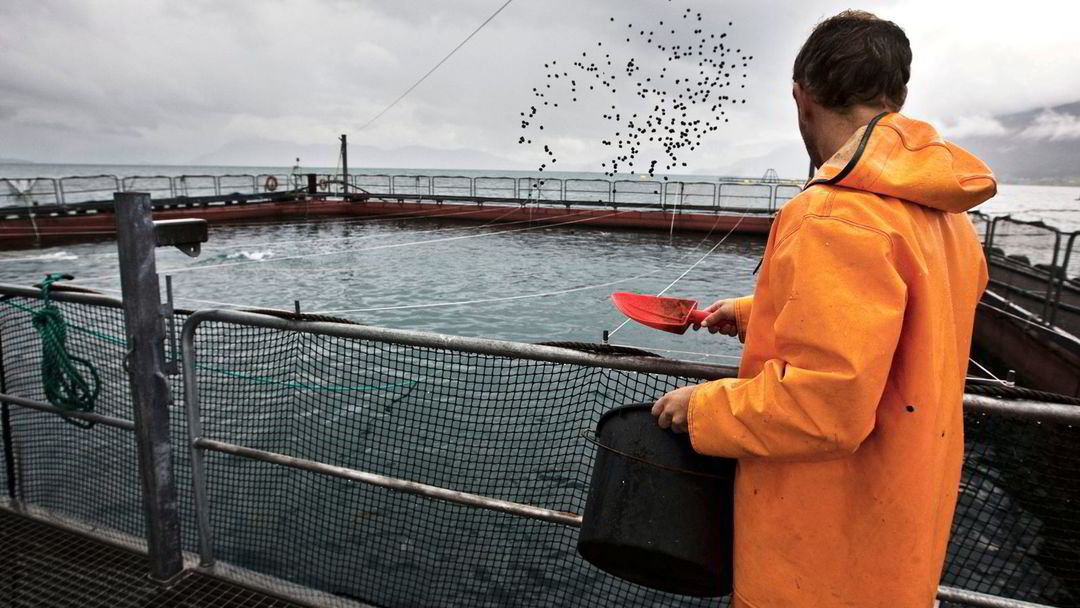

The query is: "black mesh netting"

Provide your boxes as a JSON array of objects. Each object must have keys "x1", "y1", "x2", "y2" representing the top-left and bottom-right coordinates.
[
  {"x1": 0, "y1": 295, "x2": 146, "y2": 539},
  {"x1": 2, "y1": 295, "x2": 1079, "y2": 607}
]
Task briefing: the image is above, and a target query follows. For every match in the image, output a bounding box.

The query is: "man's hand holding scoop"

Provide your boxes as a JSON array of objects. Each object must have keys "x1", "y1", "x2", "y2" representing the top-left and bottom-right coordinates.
[{"x1": 693, "y1": 299, "x2": 738, "y2": 336}]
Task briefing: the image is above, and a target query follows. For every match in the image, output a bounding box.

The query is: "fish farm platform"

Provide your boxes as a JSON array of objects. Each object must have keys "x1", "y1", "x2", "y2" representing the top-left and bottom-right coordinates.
[
  {"x1": 2, "y1": 175, "x2": 1080, "y2": 608},
  {"x1": 0, "y1": 508, "x2": 308, "y2": 608},
  {"x1": 0, "y1": 172, "x2": 798, "y2": 248},
  {"x1": 0, "y1": 194, "x2": 774, "y2": 250}
]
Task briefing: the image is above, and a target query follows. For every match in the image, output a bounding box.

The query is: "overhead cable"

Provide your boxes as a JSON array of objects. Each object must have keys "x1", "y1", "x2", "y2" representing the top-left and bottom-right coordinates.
[{"x1": 358, "y1": 0, "x2": 516, "y2": 130}]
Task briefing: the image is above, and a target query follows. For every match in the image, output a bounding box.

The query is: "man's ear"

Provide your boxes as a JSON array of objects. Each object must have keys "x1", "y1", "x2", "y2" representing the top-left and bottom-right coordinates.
[{"x1": 793, "y1": 82, "x2": 813, "y2": 122}]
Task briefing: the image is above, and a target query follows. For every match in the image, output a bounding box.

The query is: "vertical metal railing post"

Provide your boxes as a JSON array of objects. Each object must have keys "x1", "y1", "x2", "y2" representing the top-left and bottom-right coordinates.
[
  {"x1": 113, "y1": 192, "x2": 184, "y2": 582},
  {"x1": 1040, "y1": 230, "x2": 1062, "y2": 324},
  {"x1": 0, "y1": 329, "x2": 20, "y2": 507},
  {"x1": 985, "y1": 215, "x2": 1005, "y2": 261},
  {"x1": 180, "y1": 319, "x2": 215, "y2": 566},
  {"x1": 1048, "y1": 230, "x2": 1078, "y2": 328},
  {"x1": 50, "y1": 178, "x2": 62, "y2": 208}
]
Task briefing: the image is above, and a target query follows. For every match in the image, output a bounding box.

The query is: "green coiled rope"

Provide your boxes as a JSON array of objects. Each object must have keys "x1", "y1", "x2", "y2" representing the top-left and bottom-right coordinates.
[{"x1": 31, "y1": 273, "x2": 100, "y2": 428}]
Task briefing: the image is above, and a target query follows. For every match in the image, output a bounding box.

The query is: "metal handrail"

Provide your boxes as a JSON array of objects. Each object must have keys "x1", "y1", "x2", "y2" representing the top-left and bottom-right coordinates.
[
  {"x1": 216, "y1": 174, "x2": 258, "y2": 196},
  {"x1": 174, "y1": 174, "x2": 219, "y2": 197},
  {"x1": 431, "y1": 175, "x2": 474, "y2": 198},
  {"x1": 0, "y1": 284, "x2": 1070, "y2": 417},
  {"x1": 173, "y1": 307, "x2": 1078, "y2": 608},
  {"x1": 0, "y1": 176, "x2": 61, "y2": 208},
  {"x1": 473, "y1": 176, "x2": 516, "y2": 200},
  {"x1": 663, "y1": 181, "x2": 718, "y2": 209},
  {"x1": 612, "y1": 179, "x2": 663, "y2": 206},
  {"x1": 985, "y1": 215, "x2": 1066, "y2": 325},
  {"x1": 121, "y1": 175, "x2": 175, "y2": 198},
  {"x1": 57, "y1": 174, "x2": 121, "y2": 205},
  {"x1": 1049, "y1": 230, "x2": 1080, "y2": 327},
  {"x1": 0, "y1": 284, "x2": 1073, "y2": 608},
  {"x1": 564, "y1": 179, "x2": 613, "y2": 203},
  {"x1": 0, "y1": 392, "x2": 134, "y2": 430}
]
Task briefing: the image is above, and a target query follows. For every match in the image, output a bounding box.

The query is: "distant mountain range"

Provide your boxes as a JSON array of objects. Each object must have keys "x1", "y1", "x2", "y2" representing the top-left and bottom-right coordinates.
[
  {"x1": 952, "y1": 101, "x2": 1080, "y2": 185},
  {"x1": 718, "y1": 101, "x2": 1080, "y2": 185}
]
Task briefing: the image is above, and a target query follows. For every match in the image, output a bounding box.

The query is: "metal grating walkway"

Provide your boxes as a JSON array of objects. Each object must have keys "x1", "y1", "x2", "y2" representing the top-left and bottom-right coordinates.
[{"x1": 0, "y1": 509, "x2": 309, "y2": 608}]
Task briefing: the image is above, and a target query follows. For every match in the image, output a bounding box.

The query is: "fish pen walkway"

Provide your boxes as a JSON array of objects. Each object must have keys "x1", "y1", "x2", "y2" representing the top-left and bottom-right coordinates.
[{"x1": 0, "y1": 509, "x2": 307, "y2": 608}]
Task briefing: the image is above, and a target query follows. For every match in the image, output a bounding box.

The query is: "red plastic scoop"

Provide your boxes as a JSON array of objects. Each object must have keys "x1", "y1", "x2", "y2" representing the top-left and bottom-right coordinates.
[{"x1": 611, "y1": 292, "x2": 710, "y2": 335}]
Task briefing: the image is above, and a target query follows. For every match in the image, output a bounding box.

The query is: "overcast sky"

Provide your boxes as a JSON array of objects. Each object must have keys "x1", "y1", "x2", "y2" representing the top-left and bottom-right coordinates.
[{"x1": 2, "y1": 0, "x2": 1078, "y2": 176}]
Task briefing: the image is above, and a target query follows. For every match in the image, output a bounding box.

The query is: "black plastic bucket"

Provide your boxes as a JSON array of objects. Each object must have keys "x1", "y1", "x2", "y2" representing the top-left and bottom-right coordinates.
[{"x1": 577, "y1": 403, "x2": 736, "y2": 597}]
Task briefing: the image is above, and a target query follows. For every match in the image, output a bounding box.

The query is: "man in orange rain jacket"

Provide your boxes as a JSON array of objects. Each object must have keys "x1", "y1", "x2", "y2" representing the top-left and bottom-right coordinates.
[{"x1": 651, "y1": 11, "x2": 996, "y2": 608}]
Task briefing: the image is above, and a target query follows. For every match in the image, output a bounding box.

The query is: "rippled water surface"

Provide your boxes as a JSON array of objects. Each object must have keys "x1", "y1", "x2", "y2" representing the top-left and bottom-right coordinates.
[{"x1": 0, "y1": 213, "x2": 764, "y2": 363}]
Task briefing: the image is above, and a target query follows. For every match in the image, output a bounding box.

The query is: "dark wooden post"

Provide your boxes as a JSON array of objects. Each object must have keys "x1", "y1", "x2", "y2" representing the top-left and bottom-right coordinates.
[{"x1": 114, "y1": 192, "x2": 183, "y2": 582}]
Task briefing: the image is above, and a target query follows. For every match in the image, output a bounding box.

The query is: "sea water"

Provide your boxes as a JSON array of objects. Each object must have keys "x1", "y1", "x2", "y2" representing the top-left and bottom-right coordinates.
[{"x1": 1, "y1": 162, "x2": 1077, "y2": 360}]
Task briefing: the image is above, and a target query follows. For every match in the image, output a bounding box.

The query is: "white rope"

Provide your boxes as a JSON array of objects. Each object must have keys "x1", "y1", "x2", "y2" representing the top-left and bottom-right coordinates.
[
  {"x1": 75, "y1": 205, "x2": 522, "y2": 259},
  {"x1": 308, "y1": 271, "x2": 665, "y2": 315},
  {"x1": 609, "y1": 213, "x2": 749, "y2": 337},
  {"x1": 83, "y1": 218, "x2": 725, "y2": 315},
  {"x1": 968, "y1": 356, "x2": 1007, "y2": 385},
  {"x1": 196, "y1": 206, "x2": 523, "y2": 251},
  {"x1": 0, "y1": 252, "x2": 81, "y2": 263},
  {"x1": 124, "y1": 212, "x2": 748, "y2": 314},
  {"x1": 196, "y1": 201, "x2": 504, "y2": 231},
  {"x1": 977, "y1": 301, "x2": 1075, "y2": 337},
  {"x1": 83, "y1": 260, "x2": 674, "y2": 315},
  {"x1": 358, "y1": 0, "x2": 516, "y2": 130},
  {"x1": 71, "y1": 210, "x2": 624, "y2": 284},
  {"x1": 656, "y1": 214, "x2": 747, "y2": 297},
  {"x1": 0, "y1": 230, "x2": 117, "y2": 237},
  {"x1": 82, "y1": 285, "x2": 273, "y2": 311}
]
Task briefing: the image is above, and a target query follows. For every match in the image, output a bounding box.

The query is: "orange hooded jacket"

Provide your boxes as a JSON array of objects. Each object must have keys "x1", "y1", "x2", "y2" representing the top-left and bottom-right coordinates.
[{"x1": 688, "y1": 113, "x2": 995, "y2": 608}]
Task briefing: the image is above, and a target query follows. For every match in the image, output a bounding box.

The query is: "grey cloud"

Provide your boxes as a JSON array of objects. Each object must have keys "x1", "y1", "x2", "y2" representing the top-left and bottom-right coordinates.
[
  {"x1": 1020, "y1": 110, "x2": 1080, "y2": 141},
  {"x1": 0, "y1": 0, "x2": 1077, "y2": 178}
]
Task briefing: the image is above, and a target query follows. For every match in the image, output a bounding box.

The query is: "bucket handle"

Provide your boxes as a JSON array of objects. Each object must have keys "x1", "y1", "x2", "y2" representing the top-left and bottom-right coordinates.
[{"x1": 579, "y1": 428, "x2": 734, "y2": 480}]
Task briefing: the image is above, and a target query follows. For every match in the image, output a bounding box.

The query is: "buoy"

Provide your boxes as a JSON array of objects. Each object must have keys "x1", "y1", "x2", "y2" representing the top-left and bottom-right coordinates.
[{"x1": 264, "y1": 176, "x2": 279, "y2": 192}]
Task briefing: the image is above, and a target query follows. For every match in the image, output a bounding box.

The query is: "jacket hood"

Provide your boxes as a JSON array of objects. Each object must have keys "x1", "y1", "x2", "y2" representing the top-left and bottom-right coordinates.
[{"x1": 806, "y1": 112, "x2": 997, "y2": 213}]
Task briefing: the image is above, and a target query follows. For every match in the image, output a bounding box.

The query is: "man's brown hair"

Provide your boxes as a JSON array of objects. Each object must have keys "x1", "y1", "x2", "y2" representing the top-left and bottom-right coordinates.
[{"x1": 793, "y1": 10, "x2": 911, "y2": 111}]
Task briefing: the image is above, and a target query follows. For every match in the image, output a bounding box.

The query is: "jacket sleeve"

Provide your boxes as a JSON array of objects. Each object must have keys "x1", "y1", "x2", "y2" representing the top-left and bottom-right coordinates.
[
  {"x1": 733, "y1": 295, "x2": 753, "y2": 343},
  {"x1": 688, "y1": 217, "x2": 907, "y2": 460}
]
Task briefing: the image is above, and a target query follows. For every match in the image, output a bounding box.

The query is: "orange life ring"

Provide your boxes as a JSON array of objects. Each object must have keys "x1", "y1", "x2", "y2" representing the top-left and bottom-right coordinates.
[
  {"x1": 264, "y1": 176, "x2": 279, "y2": 192},
  {"x1": 318, "y1": 178, "x2": 328, "y2": 191}
]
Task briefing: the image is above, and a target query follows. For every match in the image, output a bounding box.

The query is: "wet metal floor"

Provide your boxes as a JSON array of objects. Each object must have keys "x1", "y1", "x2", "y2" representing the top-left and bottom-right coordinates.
[{"x1": 0, "y1": 509, "x2": 308, "y2": 608}]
